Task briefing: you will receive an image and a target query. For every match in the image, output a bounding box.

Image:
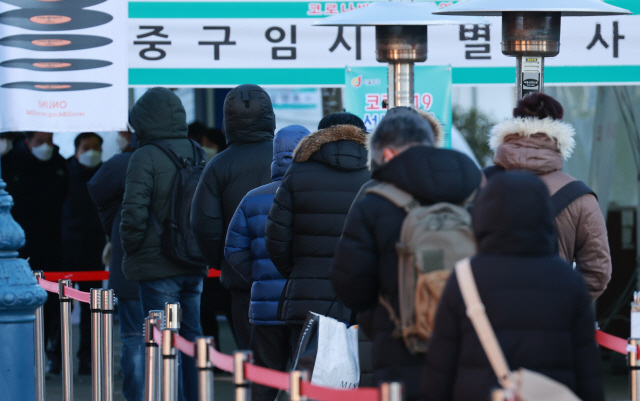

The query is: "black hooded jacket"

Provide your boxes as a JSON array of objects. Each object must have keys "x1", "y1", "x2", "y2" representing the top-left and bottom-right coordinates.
[
  {"x1": 191, "y1": 84, "x2": 275, "y2": 291},
  {"x1": 120, "y1": 87, "x2": 207, "y2": 281},
  {"x1": 265, "y1": 124, "x2": 370, "y2": 325},
  {"x1": 421, "y1": 172, "x2": 603, "y2": 401},
  {"x1": 62, "y1": 157, "x2": 105, "y2": 272},
  {"x1": 331, "y1": 146, "x2": 481, "y2": 400},
  {"x1": 2, "y1": 140, "x2": 68, "y2": 271}
]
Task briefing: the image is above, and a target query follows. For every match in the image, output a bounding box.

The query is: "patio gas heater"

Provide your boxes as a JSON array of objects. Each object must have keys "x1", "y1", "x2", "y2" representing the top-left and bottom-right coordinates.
[
  {"x1": 434, "y1": 0, "x2": 631, "y2": 98},
  {"x1": 315, "y1": 1, "x2": 486, "y2": 108}
]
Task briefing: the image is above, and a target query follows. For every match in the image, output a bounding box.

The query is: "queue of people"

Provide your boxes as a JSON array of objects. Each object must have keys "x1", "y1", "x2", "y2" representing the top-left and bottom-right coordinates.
[{"x1": 0, "y1": 86, "x2": 612, "y2": 401}]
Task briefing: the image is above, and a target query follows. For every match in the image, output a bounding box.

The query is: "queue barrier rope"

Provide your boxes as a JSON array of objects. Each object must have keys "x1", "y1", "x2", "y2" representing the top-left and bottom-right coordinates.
[
  {"x1": 35, "y1": 276, "x2": 634, "y2": 401},
  {"x1": 43, "y1": 269, "x2": 221, "y2": 282}
]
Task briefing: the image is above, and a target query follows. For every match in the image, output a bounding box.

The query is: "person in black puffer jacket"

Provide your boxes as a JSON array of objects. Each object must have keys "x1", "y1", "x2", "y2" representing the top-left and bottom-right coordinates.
[
  {"x1": 265, "y1": 113, "x2": 370, "y2": 347},
  {"x1": 331, "y1": 109, "x2": 481, "y2": 401},
  {"x1": 191, "y1": 84, "x2": 275, "y2": 350},
  {"x1": 421, "y1": 172, "x2": 603, "y2": 401}
]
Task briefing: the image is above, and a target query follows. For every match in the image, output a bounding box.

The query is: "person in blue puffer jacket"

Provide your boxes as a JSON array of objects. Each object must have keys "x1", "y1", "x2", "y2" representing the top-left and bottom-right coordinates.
[{"x1": 225, "y1": 124, "x2": 310, "y2": 401}]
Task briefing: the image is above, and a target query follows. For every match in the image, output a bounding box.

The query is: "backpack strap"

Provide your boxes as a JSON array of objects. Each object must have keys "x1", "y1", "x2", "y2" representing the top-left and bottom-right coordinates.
[
  {"x1": 147, "y1": 139, "x2": 187, "y2": 169},
  {"x1": 455, "y1": 259, "x2": 514, "y2": 390},
  {"x1": 190, "y1": 139, "x2": 207, "y2": 166},
  {"x1": 366, "y1": 182, "x2": 420, "y2": 212},
  {"x1": 550, "y1": 181, "x2": 596, "y2": 218},
  {"x1": 483, "y1": 165, "x2": 505, "y2": 179}
]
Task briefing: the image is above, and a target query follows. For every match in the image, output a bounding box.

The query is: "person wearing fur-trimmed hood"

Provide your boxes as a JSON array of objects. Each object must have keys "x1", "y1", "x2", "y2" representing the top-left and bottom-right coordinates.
[
  {"x1": 487, "y1": 92, "x2": 611, "y2": 300},
  {"x1": 264, "y1": 112, "x2": 370, "y2": 348}
]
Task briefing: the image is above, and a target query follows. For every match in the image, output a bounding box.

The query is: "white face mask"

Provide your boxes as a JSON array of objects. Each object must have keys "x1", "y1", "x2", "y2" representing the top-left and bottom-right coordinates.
[
  {"x1": 203, "y1": 146, "x2": 218, "y2": 161},
  {"x1": 78, "y1": 149, "x2": 102, "y2": 168},
  {"x1": 31, "y1": 143, "x2": 54, "y2": 161},
  {"x1": 0, "y1": 138, "x2": 12, "y2": 156},
  {"x1": 116, "y1": 135, "x2": 129, "y2": 151}
]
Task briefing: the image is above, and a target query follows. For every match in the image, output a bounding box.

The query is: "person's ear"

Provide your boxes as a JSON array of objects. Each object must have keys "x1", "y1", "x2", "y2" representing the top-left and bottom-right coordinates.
[{"x1": 382, "y1": 148, "x2": 399, "y2": 163}]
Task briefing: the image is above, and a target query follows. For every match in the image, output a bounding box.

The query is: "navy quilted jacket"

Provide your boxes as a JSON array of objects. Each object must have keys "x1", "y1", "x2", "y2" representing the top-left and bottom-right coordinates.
[{"x1": 225, "y1": 125, "x2": 310, "y2": 325}]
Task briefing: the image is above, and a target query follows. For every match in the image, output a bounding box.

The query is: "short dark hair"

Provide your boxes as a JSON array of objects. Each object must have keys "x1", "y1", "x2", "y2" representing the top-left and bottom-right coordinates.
[
  {"x1": 205, "y1": 127, "x2": 226, "y2": 151},
  {"x1": 318, "y1": 112, "x2": 366, "y2": 131},
  {"x1": 370, "y1": 107, "x2": 435, "y2": 152},
  {"x1": 74, "y1": 132, "x2": 103, "y2": 150},
  {"x1": 513, "y1": 92, "x2": 564, "y2": 120}
]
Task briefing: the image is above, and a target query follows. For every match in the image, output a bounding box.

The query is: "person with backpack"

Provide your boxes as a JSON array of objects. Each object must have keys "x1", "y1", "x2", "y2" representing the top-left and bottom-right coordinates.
[
  {"x1": 120, "y1": 87, "x2": 207, "y2": 401},
  {"x1": 486, "y1": 92, "x2": 611, "y2": 300},
  {"x1": 331, "y1": 109, "x2": 481, "y2": 401},
  {"x1": 225, "y1": 125, "x2": 310, "y2": 401},
  {"x1": 264, "y1": 112, "x2": 370, "y2": 349},
  {"x1": 421, "y1": 171, "x2": 604, "y2": 401},
  {"x1": 191, "y1": 84, "x2": 276, "y2": 351}
]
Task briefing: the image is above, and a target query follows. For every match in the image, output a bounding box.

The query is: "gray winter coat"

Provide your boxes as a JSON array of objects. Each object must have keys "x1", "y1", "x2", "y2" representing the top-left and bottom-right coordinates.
[{"x1": 120, "y1": 87, "x2": 208, "y2": 281}]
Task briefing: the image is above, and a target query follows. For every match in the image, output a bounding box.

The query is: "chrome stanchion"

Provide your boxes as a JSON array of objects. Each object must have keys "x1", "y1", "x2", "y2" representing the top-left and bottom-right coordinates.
[
  {"x1": 289, "y1": 370, "x2": 308, "y2": 401},
  {"x1": 102, "y1": 289, "x2": 115, "y2": 401},
  {"x1": 59, "y1": 279, "x2": 74, "y2": 401},
  {"x1": 145, "y1": 311, "x2": 165, "y2": 401},
  {"x1": 90, "y1": 289, "x2": 104, "y2": 401},
  {"x1": 196, "y1": 337, "x2": 214, "y2": 401},
  {"x1": 234, "y1": 351, "x2": 252, "y2": 401},
  {"x1": 630, "y1": 292, "x2": 640, "y2": 401},
  {"x1": 33, "y1": 271, "x2": 46, "y2": 401},
  {"x1": 162, "y1": 329, "x2": 178, "y2": 401},
  {"x1": 379, "y1": 382, "x2": 404, "y2": 401},
  {"x1": 163, "y1": 303, "x2": 181, "y2": 401}
]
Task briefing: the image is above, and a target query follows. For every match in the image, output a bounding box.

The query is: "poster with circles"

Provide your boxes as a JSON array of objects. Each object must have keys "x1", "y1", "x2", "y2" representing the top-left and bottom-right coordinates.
[{"x1": 0, "y1": 0, "x2": 126, "y2": 132}]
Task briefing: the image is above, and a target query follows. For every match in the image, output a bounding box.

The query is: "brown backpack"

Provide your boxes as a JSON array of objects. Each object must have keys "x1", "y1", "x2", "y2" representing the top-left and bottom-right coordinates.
[{"x1": 366, "y1": 183, "x2": 476, "y2": 354}]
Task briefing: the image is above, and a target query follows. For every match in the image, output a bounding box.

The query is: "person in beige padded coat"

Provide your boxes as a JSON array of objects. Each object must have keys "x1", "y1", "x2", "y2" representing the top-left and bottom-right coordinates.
[{"x1": 486, "y1": 92, "x2": 611, "y2": 300}]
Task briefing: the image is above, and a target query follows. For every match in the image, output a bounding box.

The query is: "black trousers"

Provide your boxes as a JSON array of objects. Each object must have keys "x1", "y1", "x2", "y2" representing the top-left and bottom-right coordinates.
[
  {"x1": 200, "y1": 278, "x2": 234, "y2": 350},
  {"x1": 44, "y1": 294, "x2": 61, "y2": 364},
  {"x1": 230, "y1": 289, "x2": 252, "y2": 351},
  {"x1": 250, "y1": 325, "x2": 295, "y2": 401}
]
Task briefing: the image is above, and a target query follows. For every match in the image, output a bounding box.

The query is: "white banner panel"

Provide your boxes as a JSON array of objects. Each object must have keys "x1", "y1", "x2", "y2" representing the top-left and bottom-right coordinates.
[
  {"x1": 0, "y1": 0, "x2": 128, "y2": 132},
  {"x1": 127, "y1": 0, "x2": 640, "y2": 87}
]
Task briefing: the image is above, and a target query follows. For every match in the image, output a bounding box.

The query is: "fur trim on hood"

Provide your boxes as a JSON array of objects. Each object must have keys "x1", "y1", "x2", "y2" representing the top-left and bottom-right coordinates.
[
  {"x1": 293, "y1": 124, "x2": 367, "y2": 162},
  {"x1": 413, "y1": 107, "x2": 444, "y2": 148},
  {"x1": 489, "y1": 117, "x2": 576, "y2": 159}
]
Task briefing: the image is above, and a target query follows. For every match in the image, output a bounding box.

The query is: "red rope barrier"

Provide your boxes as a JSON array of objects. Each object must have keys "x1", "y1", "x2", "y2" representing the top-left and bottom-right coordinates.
[
  {"x1": 209, "y1": 345, "x2": 234, "y2": 373},
  {"x1": 153, "y1": 326, "x2": 163, "y2": 346},
  {"x1": 595, "y1": 329, "x2": 631, "y2": 355},
  {"x1": 175, "y1": 333, "x2": 195, "y2": 358},
  {"x1": 42, "y1": 269, "x2": 221, "y2": 282},
  {"x1": 300, "y1": 381, "x2": 380, "y2": 401},
  {"x1": 38, "y1": 277, "x2": 59, "y2": 294},
  {"x1": 44, "y1": 271, "x2": 109, "y2": 282},
  {"x1": 64, "y1": 286, "x2": 91, "y2": 303},
  {"x1": 245, "y1": 363, "x2": 291, "y2": 391}
]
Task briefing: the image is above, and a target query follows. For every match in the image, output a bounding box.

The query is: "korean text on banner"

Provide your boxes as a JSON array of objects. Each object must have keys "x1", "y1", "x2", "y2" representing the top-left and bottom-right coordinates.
[
  {"x1": 344, "y1": 65, "x2": 453, "y2": 148},
  {"x1": 0, "y1": 1, "x2": 127, "y2": 132}
]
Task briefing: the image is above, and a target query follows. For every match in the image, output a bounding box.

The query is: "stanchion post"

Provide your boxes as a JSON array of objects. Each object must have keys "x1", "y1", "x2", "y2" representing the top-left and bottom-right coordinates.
[
  {"x1": 379, "y1": 382, "x2": 404, "y2": 401},
  {"x1": 490, "y1": 388, "x2": 515, "y2": 401},
  {"x1": 163, "y1": 303, "x2": 181, "y2": 401},
  {"x1": 196, "y1": 337, "x2": 215, "y2": 401},
  {"x1": 102, "y1": 289, "x2": 115, "y2": 401},
  {"x1": 59, "y1": 279, "x2": 74, "y2": 401},
  {"x1": 630, "y1": 291, "x2": 640, "y2": 401},
  {"x1": 91, "y1": 289, "x2": 104, "y2": 401},
  {"x1": 33, "y1": 271, "x2": 46, "y2": 401},
  {"x1": 290, "y1": 370, "x2": 308, "y2": 401},
  {"x1": 234, "y1": 351, "x2": 252, "y2": 401},
  {"x1": 145, "y1": 311, "x2": 165, "y2": 401}
]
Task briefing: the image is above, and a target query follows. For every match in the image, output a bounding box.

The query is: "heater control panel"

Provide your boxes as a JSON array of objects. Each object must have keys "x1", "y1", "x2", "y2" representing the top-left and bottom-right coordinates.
[{"x1": 521, "y1": 57, "x2": 542, "y2": 97}]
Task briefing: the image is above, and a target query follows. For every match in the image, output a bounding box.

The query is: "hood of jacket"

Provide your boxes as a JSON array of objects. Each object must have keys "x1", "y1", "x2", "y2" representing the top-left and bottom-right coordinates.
[
  {"x1": 128, "y1": 87, "x2": 188, "y2": 146},
  {"x1": 223, "y1": 84, "x2": 276, "y2": 146},
  {"x1": 490, "y1": 117, "x2": 576, "y2": 175},
  {"x1": 373, "y1": 146, "x2": 481, "y2": 205},
  {"x1": 293, "y1": 124, "x2": 367, "y2": 171},
  {"x1": 271, "y1": 125, "x2": 310, "y2": 180},
  {"x1": 472, "y1": 171, "x2": 557, "y2": 256}
]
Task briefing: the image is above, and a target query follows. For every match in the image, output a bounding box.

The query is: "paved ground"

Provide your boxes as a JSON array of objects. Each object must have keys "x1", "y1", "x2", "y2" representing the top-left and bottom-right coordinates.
[{"x1": 44, "y1": 315, "x2": 630, "y2": 401}]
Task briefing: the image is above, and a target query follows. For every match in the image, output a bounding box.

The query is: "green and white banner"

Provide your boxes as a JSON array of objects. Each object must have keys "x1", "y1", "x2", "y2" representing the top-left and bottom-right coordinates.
[
  {"x1": 344, "y1": 65, "x2": 452, "y2": 148},
  {"x1": 128, "y1": 0, "x2": 640, "y2": 87}
]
